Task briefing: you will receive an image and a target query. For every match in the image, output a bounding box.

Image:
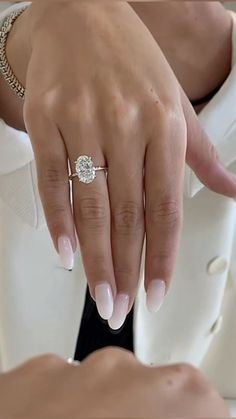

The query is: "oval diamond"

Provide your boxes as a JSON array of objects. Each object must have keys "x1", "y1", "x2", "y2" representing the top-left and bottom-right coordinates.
[{"x1": 75, "y1": 155, "x2": 96, "y2": 184}]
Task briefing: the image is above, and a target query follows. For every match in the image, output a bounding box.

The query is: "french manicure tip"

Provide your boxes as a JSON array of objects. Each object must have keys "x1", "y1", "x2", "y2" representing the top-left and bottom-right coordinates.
[
  {"x1": 108, "y1": 319, "x2": 120, "y2": 331},
  {"x1": 108, "y1": 316, "x2": 124, "y2": 331},
  {"x1": 95, "y1": 283, "x2": 114, "y2": 320},
  {"x1": 63, "y1": 259, "x2": 74, "y2": 271},
  {"x1": 146, "y1": 279, "x2": 166, "y2": 313},
  {"x1": 58, "y1": 236, "x2": 74, "y2": 271},
  {"x1": 108, "y1": 293, "x2": 129, "y2": 330},
  {"x1": 147, "y1": 300, "x2": 163, "y2": 313}
]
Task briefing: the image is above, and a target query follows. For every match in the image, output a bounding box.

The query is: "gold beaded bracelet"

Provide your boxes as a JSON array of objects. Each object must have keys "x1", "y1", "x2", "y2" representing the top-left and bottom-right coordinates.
[{"x1": 0, "y1": 6, "x2": 28, "y2": 100}]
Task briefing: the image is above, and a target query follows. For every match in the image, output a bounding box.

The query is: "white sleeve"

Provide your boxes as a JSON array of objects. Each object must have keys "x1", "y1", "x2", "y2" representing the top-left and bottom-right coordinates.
[
  {"x1": 225, "y1": 399, "x2": 236, "y2": 418},
  {"x1": 0, "y1": 120, "x2": 33, "y2": 175}
]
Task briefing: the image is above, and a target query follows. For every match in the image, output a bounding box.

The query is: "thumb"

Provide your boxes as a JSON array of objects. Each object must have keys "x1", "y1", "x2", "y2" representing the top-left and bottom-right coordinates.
[{"x1": 182, "y1": 90, "x2": 236, "y2": 198}]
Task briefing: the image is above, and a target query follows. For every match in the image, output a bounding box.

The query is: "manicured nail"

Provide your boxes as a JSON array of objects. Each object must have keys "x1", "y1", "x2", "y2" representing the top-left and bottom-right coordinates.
[
  {"x1": 108, "y1": 294, "x2": 129, "y2": 330},
  {"x1": 95, "y1": 283, "x2": 113, "y2": 320},
  {"x1": 58, "y1": 236, "x2": 74, "y2": 271},
  {"x1": 146, "y1": 280, "x2": 166, "y2": 313}
]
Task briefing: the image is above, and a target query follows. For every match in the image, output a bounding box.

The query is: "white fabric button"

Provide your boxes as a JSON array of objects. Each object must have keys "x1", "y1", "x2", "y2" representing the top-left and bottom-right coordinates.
[
  {"x1": 211, "y1": 315, "x2": 223, "y2": 335},
  {"x1": 207, "y1": 256, "x2": 228, "y2": 275}
]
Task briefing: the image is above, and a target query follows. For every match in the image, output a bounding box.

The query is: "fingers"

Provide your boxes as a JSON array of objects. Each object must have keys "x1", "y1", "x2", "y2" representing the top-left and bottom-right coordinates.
[
  {"x1": 83, "y1": 347, "x2": 136, "y2": 369},
  {"x1": 182, "y1": 90, "x2": 236, "y2": 198},
  {"x1": 61, "y1": 114, "x2": 116, "y2": 320},
  {"x1": 107, "y1": 145, "x2": 145, "y2": 330},
  {"x1": 20, "y1": 354, "x2": 68, "y2": 373},
  {"x1": 145, "y1": 114, "x2": 186, "y2": 312},
  {"x1": 72, "y1": 164, "x2": 115, "y2": 320},
  {"x1": 24, "y1": 107, "x2": 76, "y2": 270},
  {"x1": 59, "y1": 96, "x2": 146, "y2": 326}
]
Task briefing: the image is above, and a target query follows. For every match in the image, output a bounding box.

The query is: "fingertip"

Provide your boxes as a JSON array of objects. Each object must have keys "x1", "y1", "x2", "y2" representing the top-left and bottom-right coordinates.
[
  {"x1": 146, "y1": 279, "x2": 166, "y2": 313},
  {"x1": 58, "y1": 236, "x2": 74, "y2": 270},
  {"x1": 108, "y1": 293, "x2": 129, "y2": 330},
  {"x1": 95, "y1": 283, "x2": 114, "y2": 320}
]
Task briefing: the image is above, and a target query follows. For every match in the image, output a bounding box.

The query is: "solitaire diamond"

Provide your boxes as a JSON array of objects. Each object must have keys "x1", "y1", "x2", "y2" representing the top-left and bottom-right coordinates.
[{"x1": 75, "y1": 155, "x2": 96, "y2": 184}]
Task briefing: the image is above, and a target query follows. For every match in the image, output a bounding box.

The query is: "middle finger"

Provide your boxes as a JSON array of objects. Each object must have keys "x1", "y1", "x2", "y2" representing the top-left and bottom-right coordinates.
[{"x1": 107, "y1": 134, "x2": 145, "y2": 330}]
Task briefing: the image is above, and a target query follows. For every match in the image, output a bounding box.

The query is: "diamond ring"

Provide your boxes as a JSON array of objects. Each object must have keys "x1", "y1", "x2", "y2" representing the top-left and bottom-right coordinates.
[{"x1": 69, "y1": 155, "x2": 108, "y2": 184}]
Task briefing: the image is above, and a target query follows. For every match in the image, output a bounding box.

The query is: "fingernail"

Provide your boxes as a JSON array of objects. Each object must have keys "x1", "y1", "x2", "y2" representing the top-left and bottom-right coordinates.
[
  {"x1": 146, "y1": 280, "x2": 166, "y2": 313},
  {"x1": 95, "y1": 283, "x2": 113, "y2": 320},
  {"x1": 58, "y1": 236, "x2": 74, "y2": 271},
  {"x1": 108, "y1": 294, "x2": 129, "y2": 330}
]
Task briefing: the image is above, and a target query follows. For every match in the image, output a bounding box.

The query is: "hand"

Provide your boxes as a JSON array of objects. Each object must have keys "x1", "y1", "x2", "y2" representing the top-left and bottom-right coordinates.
[
  {"x1": 6, "y1": 1, "x2": 236, "y2": 329},
  {"x1": 0, "y1": 348, "x2": 229, "y2": 418},
  {"x1": 131, "y1": 1, "x2": 232, "y2": 106}
]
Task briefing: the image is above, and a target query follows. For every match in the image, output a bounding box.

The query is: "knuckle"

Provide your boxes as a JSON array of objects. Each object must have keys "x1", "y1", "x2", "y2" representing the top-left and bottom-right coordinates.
[
  {"x1": 188, "y1": 369, "x2": 210, "y2": 392},
  {"x1": 193, "y1": 131, "x2": 219, "y2": 173},
  {"x1": 148, "y1": 200, "x2": 181, "y2": 228},
  {"x1": 92, "y1": 347, "x2": 134, "y2": 368},
  {"x1": 25, "y1": 354, "x2": 65, "y2": 371},
  {"x1": 106, "y1": 347, "x2": 135, "y2": 363},
  {"x1": 175, "y1": 363, "x2": 208, "y2": 390},
  {"x1": 174, "y1": 363, "x2": 198, "y2": 378},
  {"x1": 143, "y1": 97, "x2": 164, "y2": 124},
  {"x1": 113, "y1": 266, "x2": 136, "y2": 283},
  {"x1": 25, "y1": 89, "x2": 89, "y2": 126},
  {"x1": 109, "y1": 95, "x2": 136, "y2": 126},
  {"x1": 113, "y1": 202, "x2": 143, "y2": 234},
  {"x1": 144, "y1": 92, "x2": 182, "y2": 121},
  {"x1": 159, "y1": 107, "x2": 185, "y2": 136},
  {"x1": 110, "y1": 95, "x2": 127, "y2": 118},
  {"x1": 24, "y1": 94, "x2": 54, "y2": 120},
  {"x1": 207, "y1": 141, "x2": 219, "y2": 163},
  {"x1": 78, "y1": 197, "x2": 108, "y2": 229},
  {"x1": 39, "y1": 354, "x2": 64, "y2": 366},
  {"x1": 159, "y1": 364, "x2": 204, "y2": 391},
  {"x1": 60, "y1": 96, "x2": 91, "y2": 124},
  {"x1": 150, "y1": 252, "x2": 173, "y2": 275},
  {"x1": 39, "y1": 166, "x2": 67, "y2": 187}
]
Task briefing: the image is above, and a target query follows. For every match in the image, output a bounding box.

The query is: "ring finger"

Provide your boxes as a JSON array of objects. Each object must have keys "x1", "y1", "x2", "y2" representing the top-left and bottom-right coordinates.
[{"x1": 61, "y1": 122, "x2": 116, "y2": 321}]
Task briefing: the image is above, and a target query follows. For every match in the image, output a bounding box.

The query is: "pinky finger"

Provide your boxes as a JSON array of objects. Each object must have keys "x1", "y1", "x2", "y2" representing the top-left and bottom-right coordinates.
[{"x1": 24, "y1": 109, "x2": 76, "y2": 270}]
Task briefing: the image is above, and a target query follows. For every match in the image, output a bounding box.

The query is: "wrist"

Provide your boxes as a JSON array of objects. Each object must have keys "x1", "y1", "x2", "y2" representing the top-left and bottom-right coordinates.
[{"x1": 132, "y1": 2, "x2": 232, "y2": 102}]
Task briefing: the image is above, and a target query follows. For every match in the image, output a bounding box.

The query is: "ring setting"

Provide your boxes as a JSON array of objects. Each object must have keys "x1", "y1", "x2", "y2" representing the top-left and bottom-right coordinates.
[{"x1": 69, "y1": 155, "x2": 107, "y2": 184}]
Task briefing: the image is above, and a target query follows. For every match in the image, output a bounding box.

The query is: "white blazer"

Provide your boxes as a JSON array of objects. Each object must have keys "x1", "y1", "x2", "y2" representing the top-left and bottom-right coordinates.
[{"x1": 0, "y1": 2, "x2": 236, "y2": 414}]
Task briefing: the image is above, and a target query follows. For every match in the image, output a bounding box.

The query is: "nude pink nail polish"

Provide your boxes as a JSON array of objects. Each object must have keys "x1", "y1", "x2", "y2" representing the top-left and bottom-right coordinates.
[
  {"x1": 95, "y1": 283, "x2": 113, "y2": 320},
  {"x1": 108, "y1": 294, "x2": 129, "y2": 330},
  {"x1": 58, "y1": 236, "x2": 74, "y2": 271},
  {"x1": 146, "y1": 280, "x2": 166, "y2": 313}
]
